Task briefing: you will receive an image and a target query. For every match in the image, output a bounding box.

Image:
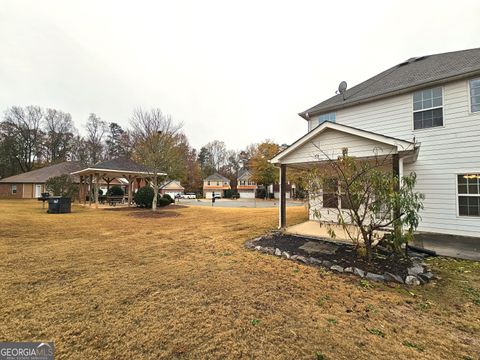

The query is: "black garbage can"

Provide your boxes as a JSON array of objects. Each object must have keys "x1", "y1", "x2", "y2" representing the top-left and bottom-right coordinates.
[{"x1": 47, "y1": 197, "x2": 71, "y2": 214}]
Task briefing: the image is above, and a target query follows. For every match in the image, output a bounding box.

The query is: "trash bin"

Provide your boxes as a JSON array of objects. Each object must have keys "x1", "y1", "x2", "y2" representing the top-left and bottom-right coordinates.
[{"x1": 47, "y1": 197, "x2": 71, "y2": 214}]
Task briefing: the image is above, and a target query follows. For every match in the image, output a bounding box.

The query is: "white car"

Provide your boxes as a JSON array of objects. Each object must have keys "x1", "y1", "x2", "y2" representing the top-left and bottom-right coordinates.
[{"x1": 181, "y1": 193, "x2": 197, "y2": 199}]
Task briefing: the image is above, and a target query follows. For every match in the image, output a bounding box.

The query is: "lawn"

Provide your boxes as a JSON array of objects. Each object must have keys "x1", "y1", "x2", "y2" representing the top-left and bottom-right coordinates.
[{"x1": 0, "y1": 200, "x2": 479, "y2": 359}]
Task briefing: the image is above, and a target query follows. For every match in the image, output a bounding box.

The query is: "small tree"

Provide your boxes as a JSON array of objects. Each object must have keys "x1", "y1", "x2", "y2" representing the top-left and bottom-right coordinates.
[
  {"x1": 306, "y1": 152, "x2": 424, "y2": 261},
  {"x1": 45, "y1": 174, "x2": 78, "y2": 198},
  {"x1": 249, "y1": 141, "x2": 280, "y2": 198},
  {"x1": 130, "y1": 108, "x2": 184, "y2": 211}
]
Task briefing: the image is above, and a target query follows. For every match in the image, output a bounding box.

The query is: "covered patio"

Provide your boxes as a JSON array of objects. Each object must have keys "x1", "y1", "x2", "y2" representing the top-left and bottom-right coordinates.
[
  {"x1": 71, "y1": 157, "x2": 165, "y2": 208},
  {"x1": 270, "y1": 121, "x2": 419, "y2": 237}
]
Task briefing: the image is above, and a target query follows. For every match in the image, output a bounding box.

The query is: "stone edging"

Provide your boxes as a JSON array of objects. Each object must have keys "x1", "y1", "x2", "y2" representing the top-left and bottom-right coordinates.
[{"x1": 245, "y1": 238, "x2": 435, "y2": 286}]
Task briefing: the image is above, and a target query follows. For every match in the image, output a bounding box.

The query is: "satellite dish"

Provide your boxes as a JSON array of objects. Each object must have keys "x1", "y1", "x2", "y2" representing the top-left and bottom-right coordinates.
[{"x1": 337, "y1": 81, "x2": 347, "y2": 100}]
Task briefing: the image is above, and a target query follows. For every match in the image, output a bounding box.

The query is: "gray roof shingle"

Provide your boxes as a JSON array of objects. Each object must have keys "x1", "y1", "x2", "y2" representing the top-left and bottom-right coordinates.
[
  {"x1": 0, "y1": 161, "x2": 82, "y2": 183},
  {"x1": 91, "y1": 157, "x2": 152, "y2": 173},
  {"x1": 205, "y1": 173, "x2": 230, "y2": 182},
  {"x1": 301, "y1": 48, "x2": 480, "y2": 118}
]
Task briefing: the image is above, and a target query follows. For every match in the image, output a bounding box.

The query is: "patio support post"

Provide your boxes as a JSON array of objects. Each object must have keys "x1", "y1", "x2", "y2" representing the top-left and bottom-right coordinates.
[
  {"x1": 279, "y1": 164, "x2": 287, "y2": 229},
  {"x1": 88, "y1": 174, "x2": 93, "y2": 207},
  {"x1": 94, "y1": 173, "x2": 99, "y2": 209},
  {"x1": 392, "y1": 153, "x2": 401, "y2": 221},
  {"x1": 83, "y1": 176, "x2": 87, "y2": 205}
]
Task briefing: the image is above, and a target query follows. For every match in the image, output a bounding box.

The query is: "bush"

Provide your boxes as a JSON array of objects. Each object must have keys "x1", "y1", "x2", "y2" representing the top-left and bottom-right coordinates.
[
  {"x1": 162, "y1": 194, "x2": 174, "y2": 203},
  {"x1": 134, "y1": 186, "x2": 154, "y2": 207},
  {"x1": 157, "y1": 197, "x2": 171, "y2": 207},
  {"x1": 107, "y1": 185, "x2": 124, "y2": 196},
  {"x1": 45, "y1": 174, "x2": 78, "y2": 198}
]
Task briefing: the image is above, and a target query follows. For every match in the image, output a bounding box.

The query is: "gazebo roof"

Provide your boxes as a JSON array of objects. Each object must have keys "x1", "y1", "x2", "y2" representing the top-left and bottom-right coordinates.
[{"x1": 71, "y1": 157, "x2": 166, "y2": 177}]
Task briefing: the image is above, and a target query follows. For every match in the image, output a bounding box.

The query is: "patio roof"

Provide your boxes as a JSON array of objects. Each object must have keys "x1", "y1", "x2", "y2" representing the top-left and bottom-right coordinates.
[{"x1": 270, "y1": 121, "x2": 417, "y2": 167}]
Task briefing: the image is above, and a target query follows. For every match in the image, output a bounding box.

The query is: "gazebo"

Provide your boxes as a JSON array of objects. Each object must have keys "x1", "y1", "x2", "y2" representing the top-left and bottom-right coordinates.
[{"x1": 71, "y1": 157, "x2": 165, "y2": 208}]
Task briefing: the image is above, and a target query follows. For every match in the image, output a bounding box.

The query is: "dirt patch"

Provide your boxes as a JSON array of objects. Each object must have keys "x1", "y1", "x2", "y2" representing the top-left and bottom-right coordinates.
[
  {"x1": 104, "y1": 204, "x2": 187, "y2": 212},
  {"x1": 128, "y1": 210, "x2": 181, "y2": 219},
  {"x1": 254, "y1": 233, "x2": 412, "y2": 277}
]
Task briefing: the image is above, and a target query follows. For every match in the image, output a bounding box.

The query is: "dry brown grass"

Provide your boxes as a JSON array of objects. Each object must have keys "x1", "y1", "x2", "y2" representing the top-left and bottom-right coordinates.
[{"x1": 0, "y1": 200, "x2": 479, "y2": 359}]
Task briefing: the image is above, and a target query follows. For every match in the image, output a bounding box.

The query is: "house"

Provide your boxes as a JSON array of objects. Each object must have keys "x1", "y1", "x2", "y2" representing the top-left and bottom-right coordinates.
[
  {"x1": 271, "y1": 47, "x2": 480, "y2": 239},
  {"x1": 159, "y1": 180, "x2": 184, "y2": 199},
  {"x1": 0, "y1": 161, "x2": 82, "y2": 199},
  {"x1": 236, "y1": 168, "x2": 257, "y2": 198},
  {"x1": 203, "y1": 173, "x2": 231, "y2": 198}
]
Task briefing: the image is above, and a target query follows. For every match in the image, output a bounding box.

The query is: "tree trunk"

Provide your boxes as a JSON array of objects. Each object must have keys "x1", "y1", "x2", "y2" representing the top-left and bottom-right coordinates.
[{"x1": 152, "y1": 174, "x2": 158, "y2": 212}]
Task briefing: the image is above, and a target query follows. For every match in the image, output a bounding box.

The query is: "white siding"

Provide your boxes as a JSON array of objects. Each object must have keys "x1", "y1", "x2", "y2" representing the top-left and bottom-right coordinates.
[{"x1": 327, "y1": 79, "x2": 480, "y2": 237}]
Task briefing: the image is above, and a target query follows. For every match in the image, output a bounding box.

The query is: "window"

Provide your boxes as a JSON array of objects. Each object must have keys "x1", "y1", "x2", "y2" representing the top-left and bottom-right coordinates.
[
  {"x1": 322, "y1": 178, "x2": 338, "y2": 208},
  {"x1": 11, "y1": 185, "x2": 17, "y2": 194},
  {"x1": 240, "y1": 180, "x2": 246, "y2": 186},
  {"x1": 413, "y1": 87, "x2": 443, "y2": 129},
  {"x1": 470, "y1": 78, "x2": 480, "y2": 113},
  {"x1": 216, "y1": 182, "x2": 220, "y2": 186},
  {"x1": 457, "y1": 174, "x2": 480, "y2": 217},
  {"x1": 318, "y1": 112, "x2": 336, "y2": 125},
  {"x1": 207, "y1": 181, "x2": 210, "y2": 186}
]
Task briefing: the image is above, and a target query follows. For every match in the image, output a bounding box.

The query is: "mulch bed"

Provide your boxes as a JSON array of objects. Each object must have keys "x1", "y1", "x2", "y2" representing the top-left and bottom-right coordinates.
[{"x1": 254, "y1": 233, "x2": 412, "y2": 278}]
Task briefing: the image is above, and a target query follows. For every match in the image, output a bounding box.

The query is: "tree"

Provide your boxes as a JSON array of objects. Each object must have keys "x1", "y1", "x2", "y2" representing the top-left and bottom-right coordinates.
[
  {"x1": 69, "y1": 135, "x2": 89, "y2": 166},
  {"x1": 45, "y1": 174, "x2": 78, "y2": 198},
  {"x1": 130, "y1": 107, "x2": 184, "y2": 211},
  {"x1": 249, "y1": 140, "x2": 281, "y2": 197},
  {"x1": 85, "y1": 113, "x2": 107, "y2": 165},
  {"x1": 106, "y1": 122, "x2": 129, "y2": 158},
  {"x1": 182, "y1": 147, "x2": 203, "y2": 193},
  {"x1": 2, "y1": 105, "x2": 45, "y2": 172},
  {"x1": 306, "y1": 151, "x2": 424, "y2": 261},
  {"x1": 43, "y1": 108, "x2": 76, "y2": 163},
  {"x1": 198, "y1": 146, "x2": 215, "y2": 178}
]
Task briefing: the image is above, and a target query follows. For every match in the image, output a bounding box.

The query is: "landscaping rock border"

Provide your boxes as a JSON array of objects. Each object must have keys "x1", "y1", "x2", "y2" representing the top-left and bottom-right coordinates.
[{"x1": 245, "y1": 236, "x2": 435, "y2": 286}]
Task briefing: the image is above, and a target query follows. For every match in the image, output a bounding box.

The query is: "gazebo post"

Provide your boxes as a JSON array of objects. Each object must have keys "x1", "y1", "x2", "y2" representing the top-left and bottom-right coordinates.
[
  {"x1": 89, "y1": 174, "x2": 93, "y2": 207},
  {"x1": 279, "y1": 164, "x2": 287, "y2": 229},
  {"x1": 79, "y1": 176, "x2": 84, "y2": 204},
  {"x1": 94, "y1": 173, "x2": 100, "y2": 209},
  {"x1": 127, "y1": 175, "x2": 133, "y2": 206}
]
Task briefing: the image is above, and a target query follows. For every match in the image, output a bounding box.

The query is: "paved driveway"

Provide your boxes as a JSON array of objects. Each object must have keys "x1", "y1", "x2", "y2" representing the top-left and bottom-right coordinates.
[{"x1": 177, "y1": 198, "x2": 305, "y2": 208}]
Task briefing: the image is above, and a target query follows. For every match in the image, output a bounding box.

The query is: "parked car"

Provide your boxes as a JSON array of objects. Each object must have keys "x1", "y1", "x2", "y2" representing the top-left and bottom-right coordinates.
[
  {"x1": 213, "y1": 194, "x2": 222, "y2": 199},
  {"x1": 181, "y1": 193, "x2": 197, "y2": 199}
]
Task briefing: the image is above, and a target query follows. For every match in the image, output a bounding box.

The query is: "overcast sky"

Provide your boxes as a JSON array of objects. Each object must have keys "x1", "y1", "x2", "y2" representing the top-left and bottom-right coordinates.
[{"x1": 1, "y1": 0, "x2": 479, "y2": 150}]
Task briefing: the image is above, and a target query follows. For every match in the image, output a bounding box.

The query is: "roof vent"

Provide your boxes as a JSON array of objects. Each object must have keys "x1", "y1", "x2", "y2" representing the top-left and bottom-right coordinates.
[{"x1": 398, "y1": 55, "x2": 428, "y2": 67}]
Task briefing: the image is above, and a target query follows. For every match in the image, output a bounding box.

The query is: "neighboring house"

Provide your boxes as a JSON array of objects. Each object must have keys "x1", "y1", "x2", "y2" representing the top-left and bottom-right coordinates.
[
  {"x1": 0, "y1": 161, "x2": 82, "y2": 199},
  {"x1": 269, "y1": 183, "x2": 295, "y2": 199},
  {"x1": 237, "y1": 168, "x2": 257, "y2": 198},
  {"x1": 272, "y1": 47, "x2": 480, "y2": 238},
  {"x1": 203, "y1": 173, "x2": 231, "y2": 198},
  {"x1": 159, "y1": 180, "x2": 184, "y2": 199}
]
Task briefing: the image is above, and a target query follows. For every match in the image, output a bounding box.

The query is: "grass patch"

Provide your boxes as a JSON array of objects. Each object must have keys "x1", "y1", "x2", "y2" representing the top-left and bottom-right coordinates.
[{"x1": 0, "y1": 200, "x2": 479, "y2": 359}]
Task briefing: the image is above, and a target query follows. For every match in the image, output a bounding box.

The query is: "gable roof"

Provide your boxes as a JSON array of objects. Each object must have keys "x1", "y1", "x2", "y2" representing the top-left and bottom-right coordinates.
[
  {"x1": 71, "y1": 157, "x2": 165, "y2": 176},
  {"x1": 0, "y1": 161, "x2": 82, "y2": 183},
  {"x1": 205, "y1": 173, "x2": 230, "y2": 182},
  {"x1": 237, "y1": 168, "x2": 251, "y2": 179},
  {"x1": 270, "y1": 121, "x2": 415, "y2": 164},
  {"x1": 160, "y1": 180, "x2": 184, "y2": 190},
  {"x1": 301, "y1": 47, "x2": 480, "y2": 119}
]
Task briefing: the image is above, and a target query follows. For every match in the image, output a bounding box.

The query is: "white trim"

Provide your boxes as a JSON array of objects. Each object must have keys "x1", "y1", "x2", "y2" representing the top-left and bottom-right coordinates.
[{"x1": 270, "y1": 122, "x2": 414, "y2": 164}]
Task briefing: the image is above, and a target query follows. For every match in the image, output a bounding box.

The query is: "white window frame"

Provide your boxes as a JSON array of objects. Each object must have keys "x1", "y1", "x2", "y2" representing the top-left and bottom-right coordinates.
[
  {"x1": 455, "y1": 173, "x2": 480, "y2": 218},
  {"x1": 468, "y1": 78, "x2": 480, "y2": 114},
  {"x1": 412, "y1": 86, "x2": 444, "y2": 131},
  {"x1": 11, "y1": 184, "x2": 17, "y2": 194}
]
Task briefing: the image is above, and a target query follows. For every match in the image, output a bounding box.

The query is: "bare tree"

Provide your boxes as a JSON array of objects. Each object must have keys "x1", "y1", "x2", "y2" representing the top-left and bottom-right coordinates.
[
  {"x1": 43, "y1": 108, "x2": 76, "y2": 163},
  {"x1": 2, "y1": 105, "x2": 44, "y2": 172},
  {"x1": 85, "y1": 113, "x2": 107, "y2": 165},
  {"x1": 130, "y1": 107, "x2": 184, "y2": 211}
]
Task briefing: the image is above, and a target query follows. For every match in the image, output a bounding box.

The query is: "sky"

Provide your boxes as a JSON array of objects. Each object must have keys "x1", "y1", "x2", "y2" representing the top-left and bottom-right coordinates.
[{"x1": 0, "y1": 0, "x2": 479, "y2": 151}]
